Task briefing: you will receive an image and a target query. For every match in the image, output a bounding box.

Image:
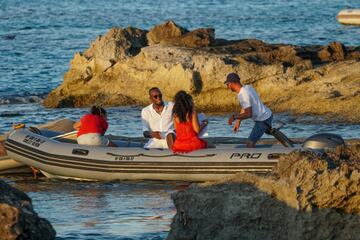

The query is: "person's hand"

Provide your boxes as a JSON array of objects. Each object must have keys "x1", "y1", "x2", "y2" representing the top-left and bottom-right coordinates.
[
  {"x1": 201, "y1": 119, "x2": 209, "y2": 126},
  {"x1": 228, "y1": 115, "x2": 235, "y2": 125},
  {"x1": 233, "y1": 119, "x2": 241, "y2": 132},
  {"x1": 151, "y1": 131, "x2": 162, "y2": 139}
]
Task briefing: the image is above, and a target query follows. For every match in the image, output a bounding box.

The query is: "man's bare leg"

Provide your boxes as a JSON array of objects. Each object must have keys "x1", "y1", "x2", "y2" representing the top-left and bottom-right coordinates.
[{"x1": 166, "y1": 133, "x2": 175, "y2": 150}]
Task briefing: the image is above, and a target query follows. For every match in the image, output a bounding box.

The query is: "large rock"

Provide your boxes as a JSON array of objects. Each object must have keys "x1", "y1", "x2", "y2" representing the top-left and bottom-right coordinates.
[
  {"x1": 0, "y1": 180, "x2": 56, "y2": 240},
  {"x1": 84, "y1": 26, "x2": 148, "y2": 62},
  {"x1": 43, "y1": 21, "x2": 360, "y2": 122},
  {"x1": 167, "y1": 145, "x2": 360, "y2": 240},
  {"x1": 318, "y1": 41, "x2": 347, "y2": 62},
  {"x1": 43, "y1": 44, "x2": 287, "y2": 111},
  {"x1": 160, "y1": 28, "x2": 215, "y2": 48},
  {"x1": 147, "y1": 20, "x2": 189, "y2": 45}
]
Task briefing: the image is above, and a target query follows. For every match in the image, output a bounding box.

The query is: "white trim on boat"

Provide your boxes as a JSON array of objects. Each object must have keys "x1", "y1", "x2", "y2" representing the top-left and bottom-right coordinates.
[{"x1": 337, "y1": 9, "x2": 360, "y2": 25}]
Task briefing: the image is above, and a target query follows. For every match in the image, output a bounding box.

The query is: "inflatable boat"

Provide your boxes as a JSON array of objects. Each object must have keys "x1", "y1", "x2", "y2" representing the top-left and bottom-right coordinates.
[
  {"x1": 5, "y1": 128, "x2": 345, "y2": 181},
  {"x1": 337, "y1": 9, "x2": 360, "y2": 25},
  {"x1": 0, "y1": 118, "x2": 76, "y2": 173}
]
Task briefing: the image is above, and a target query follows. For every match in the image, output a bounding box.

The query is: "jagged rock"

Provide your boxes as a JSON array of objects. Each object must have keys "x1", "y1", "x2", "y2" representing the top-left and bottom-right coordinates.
[
  {"x1": 43, "y1": 21, "x2": 360, "y2": 122},
  {"x1": 347, "y1": 46, "x2": 360, "y2": 59},
  {"x1": 147, "y1": 20, "x2": 189, "y2": 46},
  {"x1": 0, "y1": 180, "x2": 56, "y2": 240},
  {"x1": 242, "y1": 45, "x2": 304, "y2": 65},
  {"x1": 160, "y1": 28, "x2": 215, "y2": 48},
  {"x1": 84, "y1": 27, "x2": 148, "y2": 61},
  {"x1": 167, "y1": 145, "x2": 360, "y2": 240},
  {"x1": 318, "y1": 41, "x2": 347, "y2": 62}
]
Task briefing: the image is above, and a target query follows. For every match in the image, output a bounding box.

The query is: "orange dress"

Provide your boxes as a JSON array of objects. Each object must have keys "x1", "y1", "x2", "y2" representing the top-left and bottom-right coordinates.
[{"x1": 172, "y1": 120, "x2": 207, "y2": 153}]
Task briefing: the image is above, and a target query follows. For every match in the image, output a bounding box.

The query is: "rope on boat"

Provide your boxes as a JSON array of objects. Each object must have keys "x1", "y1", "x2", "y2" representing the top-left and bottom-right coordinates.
[{"x1": 106, "y1": 152, "x2": 217, "y2": 158}]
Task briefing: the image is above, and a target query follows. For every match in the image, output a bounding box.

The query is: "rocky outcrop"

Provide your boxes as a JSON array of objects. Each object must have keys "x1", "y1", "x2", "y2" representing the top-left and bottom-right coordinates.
[
  {"x1": 0, "y1": 180, "x2": 56, "y2": 240},
  {"x1": 160, "y1": 28, "x2": 215, "y2": 48},
  {"x1": 147, "y1": 20, "x2": 189, "y2": 45},
  {"x1": 167, "y1": 145, "x2": 360, "y2": 240},
  {"x1": 44, "y1": 21, "x2": 360, "y2": 122},
  {"x1": 318, "y1": 41, "x2": 347, "y2": 62},
  {"x1": 84, "y1": 27, "x2": 148, "y2": 62}
]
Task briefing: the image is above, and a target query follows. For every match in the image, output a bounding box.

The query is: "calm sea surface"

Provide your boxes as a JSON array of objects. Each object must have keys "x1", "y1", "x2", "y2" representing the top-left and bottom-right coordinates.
[{"x1": 1, "y1": 0, "x2": 360, "y2": 239}]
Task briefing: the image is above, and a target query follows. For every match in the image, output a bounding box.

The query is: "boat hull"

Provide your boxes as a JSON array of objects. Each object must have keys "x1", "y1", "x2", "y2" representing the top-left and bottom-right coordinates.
[
  {"x1": 0, "y1": 156, "x2": 24, "y2": 172},
  {"x1": 337, "y1": 9, "x2": 360, "y2": 25},
  {"x1": 0, "y1": 118, "x2": 76, "y2": 172},
  {"x1": 5, "y1": 129, "x2": 297, "y2": 181}
]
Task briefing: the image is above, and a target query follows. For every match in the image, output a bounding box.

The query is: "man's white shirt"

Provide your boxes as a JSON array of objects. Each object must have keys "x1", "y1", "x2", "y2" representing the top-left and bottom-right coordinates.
[
  {"x1": 237, "y1": 85, "x2": 272, "y2": 121},
  {"x1": 141, "y1": 101, "x2": 174, "y2": 148}
]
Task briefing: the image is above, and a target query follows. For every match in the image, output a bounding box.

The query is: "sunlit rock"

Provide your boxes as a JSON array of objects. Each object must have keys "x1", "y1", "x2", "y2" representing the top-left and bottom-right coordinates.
[
  {"x1": 167, "y1": 145, "x2": 360, "y2": 240},
  {"x1": 44, "y1": 21, "x2": 360, "y2": 122}
]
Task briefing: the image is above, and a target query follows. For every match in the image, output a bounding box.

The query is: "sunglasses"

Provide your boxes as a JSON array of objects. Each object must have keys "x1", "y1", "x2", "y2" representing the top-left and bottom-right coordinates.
[{"x1": 152, "y1": 94, "x2": 162, "y2": 99}]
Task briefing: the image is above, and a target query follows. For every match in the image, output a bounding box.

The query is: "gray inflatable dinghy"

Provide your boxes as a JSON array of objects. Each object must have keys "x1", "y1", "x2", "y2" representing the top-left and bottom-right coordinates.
[
  {"x1": 0, "y1": 118, "x2": 76, "y2": 173},
  {"x1": 5, "y1": 128, "x2": 344, "y2": 181}
]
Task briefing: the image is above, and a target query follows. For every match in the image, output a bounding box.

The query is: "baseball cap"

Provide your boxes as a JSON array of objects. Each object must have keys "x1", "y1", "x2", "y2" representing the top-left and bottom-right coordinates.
[{"x1": 224, "y1": 73, "x2": 240, "y2": 84}]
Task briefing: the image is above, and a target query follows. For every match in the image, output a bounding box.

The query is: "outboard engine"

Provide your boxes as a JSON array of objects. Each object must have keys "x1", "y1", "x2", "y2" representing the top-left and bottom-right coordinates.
[{"x1": 302, "y1": 133, "x2": 345, "y2": 151}]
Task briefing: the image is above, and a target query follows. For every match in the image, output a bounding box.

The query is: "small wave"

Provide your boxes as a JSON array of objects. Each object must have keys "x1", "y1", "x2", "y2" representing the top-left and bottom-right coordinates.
[
  {"x1": 0, "y1": 112, "x2": 24, "y2": 117},
  {"x1": 19, "y1": 26, "x2": 32, "y2": 30},
  {"x1": 0, "y1": 95, "x2": 45, "y2": 105},
  {"x1": 1, "y1": 34, "x2": 16, "y2": 40}
]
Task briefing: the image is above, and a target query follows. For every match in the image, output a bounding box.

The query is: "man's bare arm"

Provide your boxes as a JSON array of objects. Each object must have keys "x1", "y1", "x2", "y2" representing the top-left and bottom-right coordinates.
[
  {"x1": 143, "y1": 131, "x2": 162, "y2": 139},
  {"x1": 228, "y1": 107, "x2": 252, "y2": 125}
]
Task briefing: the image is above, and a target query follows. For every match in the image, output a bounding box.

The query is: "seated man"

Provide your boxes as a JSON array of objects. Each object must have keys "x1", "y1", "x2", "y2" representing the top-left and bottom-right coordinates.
[{"x1": 141, "y1": 87, "x2": 175, "y2": 149}]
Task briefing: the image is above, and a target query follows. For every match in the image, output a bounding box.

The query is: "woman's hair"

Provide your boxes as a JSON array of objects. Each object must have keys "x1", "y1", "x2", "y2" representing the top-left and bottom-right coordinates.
[
  {"x1": 90, "y1": 105, "x2": 107, "y2": 117},
  {"x1": 173, "y1": 91, "x2": 194, "y2": 123}
]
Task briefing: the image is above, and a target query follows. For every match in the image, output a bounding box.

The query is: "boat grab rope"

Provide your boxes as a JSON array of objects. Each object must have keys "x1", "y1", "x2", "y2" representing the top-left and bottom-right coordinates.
[{"x1": 106, "y1": 152, "x2": 217, "y2": 158}]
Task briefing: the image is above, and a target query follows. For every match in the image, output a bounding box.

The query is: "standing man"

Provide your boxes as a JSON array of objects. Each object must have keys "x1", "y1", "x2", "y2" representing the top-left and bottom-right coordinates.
[
  {"x1": 225, "y1": 73, "x2": 273, "y2": 147},
  {"x1": 141, "y1": 87, "x2": 175, "y2": 149}
]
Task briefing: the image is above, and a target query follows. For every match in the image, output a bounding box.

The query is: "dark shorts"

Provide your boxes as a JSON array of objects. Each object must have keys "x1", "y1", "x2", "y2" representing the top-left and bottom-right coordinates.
[{"x1": 248, "y1": 115, "x2": 273, "y2": 143}]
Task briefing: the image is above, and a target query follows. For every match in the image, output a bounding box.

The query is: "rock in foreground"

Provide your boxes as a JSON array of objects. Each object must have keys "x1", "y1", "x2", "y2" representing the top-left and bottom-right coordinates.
[
  {"x1": 43, "y1": 21, "x2": 360, "y2": 122},
  {"x1": 0, "y1": 180, "x2": 56, "y2": 240},
  {"x1": 167, "y1": 145, "x2": 360, "y2": 240}
]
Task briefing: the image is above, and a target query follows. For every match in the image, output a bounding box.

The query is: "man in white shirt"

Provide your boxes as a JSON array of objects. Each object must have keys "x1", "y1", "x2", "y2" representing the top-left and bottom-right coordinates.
[
  {"x1": 225, "y1": 73, "x2": 273, "y2": 147},
  {"x1": 141, "y1": 87, "x2": 175, "y2": 149}
]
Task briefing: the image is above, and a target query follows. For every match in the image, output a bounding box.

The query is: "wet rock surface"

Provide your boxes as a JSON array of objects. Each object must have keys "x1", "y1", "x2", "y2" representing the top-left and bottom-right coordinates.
[
  {"x1": 0, "y1": 180, "x2": 56, "y2": 240},
  {"x1": 44, "y1": 21, "x2": 360, "y2": 122},
  {"x1": 167, "y1": 145, "x2": 360, "y2": 240}
]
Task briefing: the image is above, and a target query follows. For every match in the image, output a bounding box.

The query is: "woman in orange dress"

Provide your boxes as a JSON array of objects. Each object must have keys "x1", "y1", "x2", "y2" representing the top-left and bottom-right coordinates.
[{"x1": 172, "y1": 91, "x2": 208, "y2": 153}]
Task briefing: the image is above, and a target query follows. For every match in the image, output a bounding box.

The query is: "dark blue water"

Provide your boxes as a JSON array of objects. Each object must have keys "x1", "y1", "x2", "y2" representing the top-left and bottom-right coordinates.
[
  {"x1": 6, "y1": 177, "x2": 186, "y2": 240},
  {"x1": 1, "y1": 1, "x2": 360, "y2": 239}
]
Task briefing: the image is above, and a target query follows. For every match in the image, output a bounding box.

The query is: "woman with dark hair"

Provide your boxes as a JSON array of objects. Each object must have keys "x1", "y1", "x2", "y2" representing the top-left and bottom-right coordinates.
[
  {"x1": 73, "y1": 106, "x2": 116, "y2": 146},
  {"x1": 172, "y1": 91, "x2": 208, "y2": 153}
]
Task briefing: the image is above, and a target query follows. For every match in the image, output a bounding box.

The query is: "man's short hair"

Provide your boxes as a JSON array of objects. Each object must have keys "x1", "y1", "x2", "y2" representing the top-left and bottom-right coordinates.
[{"x1": 148, "y1": 87, "x2": 160, "y2": 95}]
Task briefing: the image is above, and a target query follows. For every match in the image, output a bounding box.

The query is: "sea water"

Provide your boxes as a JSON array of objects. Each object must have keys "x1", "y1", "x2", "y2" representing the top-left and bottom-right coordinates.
[{"x1": 1, "y1": 1, "x2": 360, "y2": 239}]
